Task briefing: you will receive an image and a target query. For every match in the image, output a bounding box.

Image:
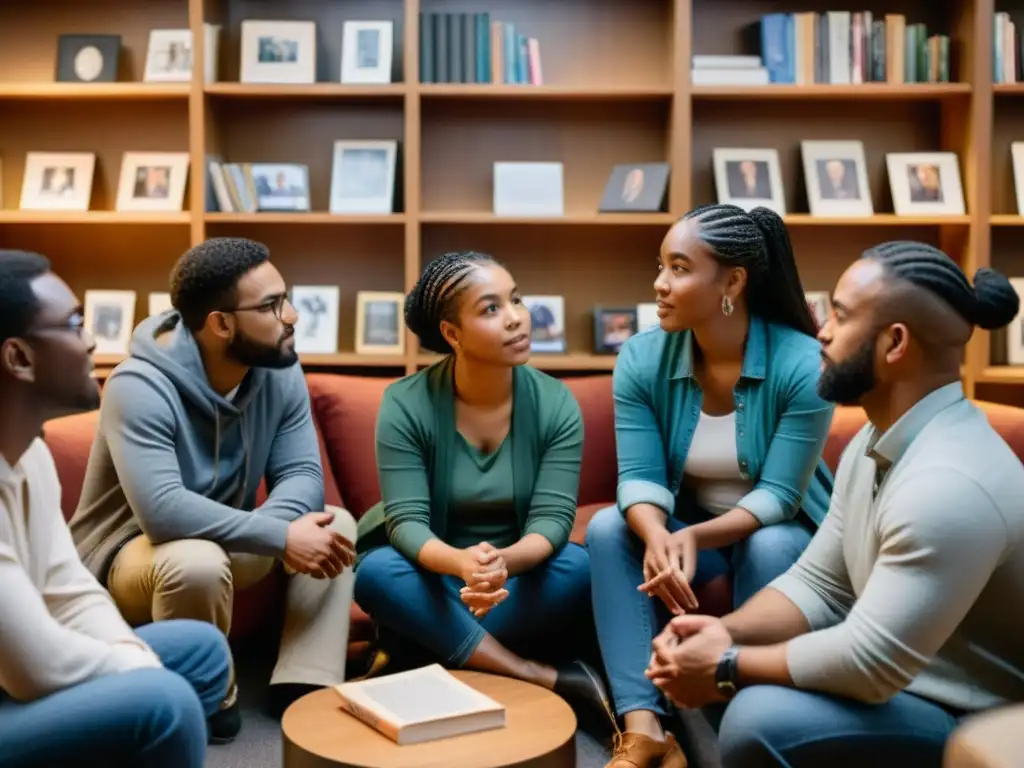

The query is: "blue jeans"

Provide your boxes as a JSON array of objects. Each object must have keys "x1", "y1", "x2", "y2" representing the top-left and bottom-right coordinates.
[
  {"x1": 717, "y1": 685, "x2": 962, "y2": 767},
  {"x1": 586, "y1": 505, "x2": 812, "y2": 717},
  {"x1": 354, "y1": 543, "x2": 592, "y2": 666},
  {"x1": 0, "y1": 619, "x2": 231, "y2": 768}
]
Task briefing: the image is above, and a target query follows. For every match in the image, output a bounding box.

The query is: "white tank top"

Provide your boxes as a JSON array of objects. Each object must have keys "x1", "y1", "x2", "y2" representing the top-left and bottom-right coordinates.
[{"x1": 681, "y1": 411, "x2": 753, "y2": 516}]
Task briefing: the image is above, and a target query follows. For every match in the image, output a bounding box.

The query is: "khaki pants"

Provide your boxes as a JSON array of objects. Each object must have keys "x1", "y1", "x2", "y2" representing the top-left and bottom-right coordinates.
[{"x1": 107, "y1": 505, "x2": 357, "y2": 700}]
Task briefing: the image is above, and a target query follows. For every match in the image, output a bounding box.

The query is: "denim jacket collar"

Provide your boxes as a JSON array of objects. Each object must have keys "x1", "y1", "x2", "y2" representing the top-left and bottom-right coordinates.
[{"x1": 670, "y1": 314, "x2": 769, "y2": 382}]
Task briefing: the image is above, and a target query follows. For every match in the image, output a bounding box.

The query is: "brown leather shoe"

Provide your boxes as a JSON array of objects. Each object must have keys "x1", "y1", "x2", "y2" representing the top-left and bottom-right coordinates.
[{"x1": 606, "y1": 732, "x2": 688, "y2": 768}]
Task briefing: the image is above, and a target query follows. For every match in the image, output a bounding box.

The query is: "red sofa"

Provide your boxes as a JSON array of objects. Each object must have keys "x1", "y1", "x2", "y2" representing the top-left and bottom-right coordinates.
[{"x1": 42, "y1": 373, "x2": 1024, "y2": 667}]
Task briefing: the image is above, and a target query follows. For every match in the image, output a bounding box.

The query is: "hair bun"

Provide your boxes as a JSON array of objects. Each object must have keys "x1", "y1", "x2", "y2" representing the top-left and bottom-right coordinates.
[{"x1": 972, "y1": 268, "x2": 1021, "y2": 330}]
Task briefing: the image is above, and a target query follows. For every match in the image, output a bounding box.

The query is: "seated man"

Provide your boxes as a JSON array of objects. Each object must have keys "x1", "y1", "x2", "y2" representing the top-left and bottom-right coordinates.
[
  {"x1": 645, "y1": 241, "x2": 1024, "y2": 767},
  {"x1": 69, "y1": 237, "x2": 357, "y2": 739},
  {"x1": 0, "y1": 250, "x2": 231, "y2": 768}
]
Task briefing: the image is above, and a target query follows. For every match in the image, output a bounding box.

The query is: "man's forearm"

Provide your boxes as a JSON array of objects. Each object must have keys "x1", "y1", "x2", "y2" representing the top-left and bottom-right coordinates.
[
  {"x1": 735, "y1": 643, "x2": 794, "y2": 688},
  {"x1": 499, "y1": 533, "x2": 552, "y2": 576},
  {"x1": 721, "y1": 586, "x2": 811, "y2": 645}
]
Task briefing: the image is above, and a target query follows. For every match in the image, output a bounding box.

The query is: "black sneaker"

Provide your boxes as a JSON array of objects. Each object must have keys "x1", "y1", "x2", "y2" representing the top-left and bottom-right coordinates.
[{"x1": 207, "y1": 700, "x2": 241, "y2": 744}]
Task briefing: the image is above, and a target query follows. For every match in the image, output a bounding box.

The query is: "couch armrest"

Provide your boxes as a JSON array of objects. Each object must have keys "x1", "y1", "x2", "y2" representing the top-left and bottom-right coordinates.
[{"x1": 945, "y1": 705, "x2": 1024, "y2": 768}]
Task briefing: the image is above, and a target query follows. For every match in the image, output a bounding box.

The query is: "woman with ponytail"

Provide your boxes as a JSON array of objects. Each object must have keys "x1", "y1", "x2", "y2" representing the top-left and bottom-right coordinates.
[{"x1": 587, "y1": 204, "x2": 835, "y2": 766}]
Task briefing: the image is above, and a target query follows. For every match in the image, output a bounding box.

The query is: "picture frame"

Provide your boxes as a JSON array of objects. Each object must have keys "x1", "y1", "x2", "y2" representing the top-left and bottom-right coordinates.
[
  {"x1": 1007, "y1": 278, "x2": 1024, "y2": 366},
  {"x1": 292, "y1": 285, "x2": 340, "y2": 355},
  {"x1": 885, "y1": 152, "x2": 965, "y2": 216},
  {"x1": 801, "y1": 140, "x2": 874, "y2": 217},
  {"x1": 522, "y1": 295, "x2": 566, "y2": 353},
  {"x1": 115, "y1": 152, "x2": 190, "y2": 212},
  {"x1": 250, "y1": 163, "x2": 310, "y2": 212},
  {"x1": 805, "y1": 291, "x2": 832, "y2": 331},
  {"x1": 355, "y1": 291, "x2": 405, "y2": 355},
  {"x1": 598, "y1": 163, "x2": 670, "y2": 213},
  {"x1": 593, "y1": 306, "x2": 638, "y2": 354},
  {"x1": 330, "y1": 140, "x2": 398, "y2": 214},
  {"x1": 20, "y1": 152, "x2": 96, "y2": 211},
  {"x1": 85, "y1": 290, "x2": 136, "y2": 356},
  {"x1": 144, "y1": 25, "x2": 221, "y2": 84},
  {"x1": 341, "y1": 21, "x2": 394, "y2": 84},
  {"x1": 713, "y1": 148, "x2": 786, "y2": 215},
  {"x1": 493, "y1": 162, "x2": 564, "y2": 217},
  {"x1": 240, "y1": 20, "x2": 316, "y2": 84},
  {"x1": 148, "y1": 292, "x2": 173, "y2": 316},
  {"x1": 637, "y1": 302, "x2": 659, "y2": 332},
  {"x1": 56, "y1": 34, "x2": 121, "y2": 83},
  {"x1": 1011, "y1": 143, "x2": 1024, "y2": 216}
]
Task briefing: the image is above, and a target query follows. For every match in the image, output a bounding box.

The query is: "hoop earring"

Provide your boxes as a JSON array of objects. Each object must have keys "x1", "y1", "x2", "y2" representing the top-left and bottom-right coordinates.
[{"x1": 721, "y1": 295, "x2": 734, "y2": 317}]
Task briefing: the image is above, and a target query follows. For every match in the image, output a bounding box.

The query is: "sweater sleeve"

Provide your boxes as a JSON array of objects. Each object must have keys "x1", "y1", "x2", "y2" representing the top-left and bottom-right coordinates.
[
  {"x1": 523, "y1": 388, "x2": 584, "y2": 551},
  {"x1": 375, "y1": 388, "x2": 436, "y2": 560}
]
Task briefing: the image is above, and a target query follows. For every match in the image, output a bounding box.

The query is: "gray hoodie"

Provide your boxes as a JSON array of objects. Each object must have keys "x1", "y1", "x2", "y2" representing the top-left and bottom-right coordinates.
[{"x1": 69, "y1": 311, "x2": 324, "y2": 582}]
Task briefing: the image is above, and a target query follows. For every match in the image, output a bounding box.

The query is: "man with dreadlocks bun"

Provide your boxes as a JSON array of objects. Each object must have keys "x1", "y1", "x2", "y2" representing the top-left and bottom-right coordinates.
[
  {"x1": 587, "y1": 203, "x2": 834, "y2": 768},
  {"x1": 353, "y1": 251, "x2": 612, "y2": 729},
  {"x1": 647, "y1": 241, "x2": 1024, "y2": 767}
]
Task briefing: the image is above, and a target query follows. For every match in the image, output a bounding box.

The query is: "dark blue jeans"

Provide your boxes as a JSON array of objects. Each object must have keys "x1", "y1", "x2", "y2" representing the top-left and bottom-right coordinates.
[
  {"x1": 586, "y1": 505, "x2": 812, "y2": 717},
  {"x1": 0, "y1": 619, "x2": 231, "y2": 768},
  {"x1": 354, "y1": 542, "x2": 592, "y2": 666}
]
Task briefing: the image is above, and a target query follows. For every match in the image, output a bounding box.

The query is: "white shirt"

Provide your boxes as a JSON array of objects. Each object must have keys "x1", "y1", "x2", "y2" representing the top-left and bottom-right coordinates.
[
  {"x1": 682, "y1": 411, "x2": 753, "y2": 516},
  {"x1": 0, "y1": 438, "x2": 161, "y2": 702}
]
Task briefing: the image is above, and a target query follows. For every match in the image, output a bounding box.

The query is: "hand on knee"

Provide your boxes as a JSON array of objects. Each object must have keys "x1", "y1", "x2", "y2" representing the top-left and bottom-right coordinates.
[{"x1": 283, "y1": 511, "x2": 356, "y2": 578}]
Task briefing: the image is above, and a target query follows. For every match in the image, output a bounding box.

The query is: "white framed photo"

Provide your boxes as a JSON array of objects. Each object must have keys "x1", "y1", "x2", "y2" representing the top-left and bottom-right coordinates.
[
  {"x1": 143, "y1": 29, "x2": 193, "y2": 82},
  {"x1": 493, "y1": 162, "x2": 564, "y2": 217},
  {"x1": 240, "y1": 20, "x2": 316, "y2": 84},
  {"x1": 805, "y1": 291, "x2": 832, "y2": 331},
  {"x1": 637, "y1": 302, "x2": 659, "y2": 332},
  {"x1": 713, "y1": 148, "x2": 786, "y2": 215},
  {"x1": 886, "y1": 152, "x2": 965, "y2": 216},
  {"x1": 1011, "y1": 143, "x2": 1024, "y2": 216},
  {"x1": 250, "y1": 163, "x2": 310, "y2": 211},
  {"x1": 115, "y1": 152, "x2": 190, "y2": 212},
  {"x1": 523, "y1": 295, "x2": 565, "y2": 353},
  {"x1": 341, "y1": 21, "x2": 394, "y2": 84},
  {"x1": 1008, "y1": 278, "x2": 1024, "y2": 366},
  {"x1": 85, "y1": 290, "x2": 136, "y2": 356},
  {"x1": 148, "y1": 292, "x2": 173, "y2": 316},
  {"x1": 330, "y1": 140, "x2": 398, "y2": 214},
  {"x1": 291, "y1": 285, "x2": 340, "y2": 354},
  {"x1": 20, "y1": 152, "x2": 96, "y2": 211},
  {"x1": 355, "y1": 291, "x2": 404, "y2": 355},
  {"x1": 801, "y1": 140, "x2": 873, "y2": 217}
]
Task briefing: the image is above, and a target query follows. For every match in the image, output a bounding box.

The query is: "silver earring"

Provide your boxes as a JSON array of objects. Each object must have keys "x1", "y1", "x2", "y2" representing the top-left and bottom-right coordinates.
[{"x1": 721, "y1": 295, "x2": 734, "y2": 317}]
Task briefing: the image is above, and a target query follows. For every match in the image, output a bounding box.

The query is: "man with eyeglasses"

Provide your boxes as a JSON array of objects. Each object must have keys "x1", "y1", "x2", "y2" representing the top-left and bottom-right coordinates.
[
  {"x1": 0, "y1": 250, "x2": 231, "y2": 767},
  {"x1": 69, "y1": 237, "x2": 357, "y2": 740}
]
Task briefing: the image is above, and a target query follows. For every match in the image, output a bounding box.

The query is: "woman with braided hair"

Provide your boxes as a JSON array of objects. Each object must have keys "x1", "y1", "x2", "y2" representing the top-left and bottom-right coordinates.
[
  {"x1": 587, "y1": 204, "x2": 836, "y2": 767},
  {"x1": 353, "y1": 251, "x2": 611, "y2": 726}
]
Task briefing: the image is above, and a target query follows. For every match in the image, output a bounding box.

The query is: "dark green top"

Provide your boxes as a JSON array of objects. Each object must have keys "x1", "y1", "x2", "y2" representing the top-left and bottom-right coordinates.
[
  {"x1": 355, "y1": 356, "x2": 584, "y2": 562},
  {"x1": 447, "y1": 433, "x2": 517, "y2": 549}
]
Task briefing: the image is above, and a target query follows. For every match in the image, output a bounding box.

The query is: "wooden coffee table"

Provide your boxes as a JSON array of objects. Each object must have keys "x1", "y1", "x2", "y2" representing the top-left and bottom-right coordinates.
[{"x1": 281, "y1": 669, "x2": 578, "y2": 768}]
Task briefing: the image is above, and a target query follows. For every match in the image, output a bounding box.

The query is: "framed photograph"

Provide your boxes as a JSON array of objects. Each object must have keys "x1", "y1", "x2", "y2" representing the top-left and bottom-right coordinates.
[
  {"x1": 20, "y1": 152, "x2": 96, "y2": 211},
  {"x1": 85, "y1": 290, "x2": 136, "y2": 356},
  {"x1": 148, "y1": 292, "x2": 173, "y2": 316},
  {"x1": 355, "y1": 291, "x2": 404, "y2": 355},
  {"x1": 330, "y1": 140, "x2": 398, "y2": 214},
  {"x1": 1011, "y1": 143, "x2": 1024, "y2": 216},
  {"x1": 143, "y1": 29, "x2": 193, "y2": 82},
  {"x1": 1008, "y1": 278, "x2": 1024, "y2": 366},
  {"x1": 292, "y1": 285, "x2": 340, "y2": 355},
  {"x1": 56, "y1": 34, "x2": 121, "y2": 83},
  {"x1": 805, "y1": 291, "x2": 832, "y2": 332},
  {"x1": 598, "y1": 163, "x2": 670, "y2": 213},
  {"x1": 801, "y1": 140, "x2": 874, "y2": 217},
  {"x1": 523, "y1": 295, "x2": 566, "y2": 353},
  {"x1": 886, "y1": 152, "x2": 965, "y2": 216},
  {"x1": 240, "y1": 20, "x2": 316, "y2": 84},
  {"x1": 637, "y1": 302, "x2": 659, "y2": 332},
  {"x1": 341, "y1": 21, "x2": 394, "y2": 84},
  {"x1": 250, "y1": 163, "x2": 310, "y2": 211},
  {"x1": 593, "y1": 306, "x2": 638, "y2": 354},
  {"x1": 713, "y1": 148, "x2": 786, "y2": 215},
  {"x1": 493, "y1": 162, "x2": 564, "y2": 217},
  {"x1": 115, "y1": 152, "x2": 190, "y2": 212}
]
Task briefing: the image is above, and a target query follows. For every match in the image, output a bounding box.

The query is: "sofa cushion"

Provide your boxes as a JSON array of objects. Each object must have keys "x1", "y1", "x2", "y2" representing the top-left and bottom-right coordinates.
[
  {"x1": 562, "y1": 376, "x2": 617, "y2": 507},
  {"x1": 43, "y1": 410, "x2": 100, "y2": 523}
]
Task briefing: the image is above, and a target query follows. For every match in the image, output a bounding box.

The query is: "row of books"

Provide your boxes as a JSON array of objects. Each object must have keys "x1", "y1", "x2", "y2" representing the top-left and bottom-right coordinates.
[
  {"x1": 995, "y1": 12, "x2": 1023, "y2": 84},
  {"x1": 418, "y1": 12, "x2": 542, "y2": 85}
]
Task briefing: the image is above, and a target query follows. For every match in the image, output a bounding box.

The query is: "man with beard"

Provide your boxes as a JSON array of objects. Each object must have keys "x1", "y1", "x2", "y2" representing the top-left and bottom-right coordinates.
[
  {"x1": 69, "y1": 238, "x2": 357, "y2": 740},
  {"x1": 641, "y1": 241, "x2": 1024, "y2": 767},
  {"x1": 0, "y1": 250, "x2": 230, "y2": 767}
]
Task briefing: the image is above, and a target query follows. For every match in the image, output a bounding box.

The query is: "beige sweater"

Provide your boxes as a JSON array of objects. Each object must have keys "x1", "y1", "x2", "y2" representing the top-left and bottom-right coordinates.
[{"x1": 0, "y1": 438, "x2": 160, "y2": 702}]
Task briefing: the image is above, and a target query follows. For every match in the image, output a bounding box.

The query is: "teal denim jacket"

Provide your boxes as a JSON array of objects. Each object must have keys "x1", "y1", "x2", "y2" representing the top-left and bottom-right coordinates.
[{"x1": 613, "y1": 316, "x2": 835, "y2": 528}]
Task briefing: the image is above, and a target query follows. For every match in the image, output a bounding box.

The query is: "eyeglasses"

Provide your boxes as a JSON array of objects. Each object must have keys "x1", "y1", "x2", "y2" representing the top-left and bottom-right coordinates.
[
  {"x1": 26, "y1": 311, "x2": 90, "y2": 338},
  {"x1": 223, "y1": 293, "x2": 292, "y2": 320}
]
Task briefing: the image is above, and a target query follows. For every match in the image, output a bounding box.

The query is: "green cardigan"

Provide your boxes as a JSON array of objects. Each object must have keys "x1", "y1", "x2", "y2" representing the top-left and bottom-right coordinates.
[{"x1": 355, "y1": 356, "x2": 584, "y2": 563}]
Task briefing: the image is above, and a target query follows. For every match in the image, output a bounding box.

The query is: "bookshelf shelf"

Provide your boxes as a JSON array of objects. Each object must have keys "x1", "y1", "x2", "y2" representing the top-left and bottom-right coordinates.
[
  {"x1": 783, "y1": 214, "x2": 972, "y2": 226},
  {"x1": 993, "y1": 84, "x2": 1024, "y2": 95},
  {"x1": 980, "y1": 367, "x2": 1024, "y2": 384},
  {"x1": 0, "y1": 212, "x2": 192, "y2": 225},
  {"x1": 204, "y1": 213, "x2": 407, "y2": 225},
  {"x1": 204, "y1": 83, "x2": 407, "y2": 101},
  {"x1": 690, "y1": 84, "x2": 972, "y2": 101},
  {"x1": 418, "y1": 84, "x2": 675, "y2": 101},
  {"x1": 418, "y1": 212, "x2": 675, "y2": 226},
  {"x1": 990, "y1": 215, "x2": 1024, "y2": 226},
  {"x1": 0, "y1": 83, "x2": 191, "y2": 101}
]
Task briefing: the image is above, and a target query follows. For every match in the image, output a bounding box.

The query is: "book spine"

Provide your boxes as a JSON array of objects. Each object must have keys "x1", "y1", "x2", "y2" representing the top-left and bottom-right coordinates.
[
  {"x1": 419, "y1": 13, "x2": 435, "y2": 83},
  {"x1": 336, "y1": 696, "x2": 403, "y2": 743}
]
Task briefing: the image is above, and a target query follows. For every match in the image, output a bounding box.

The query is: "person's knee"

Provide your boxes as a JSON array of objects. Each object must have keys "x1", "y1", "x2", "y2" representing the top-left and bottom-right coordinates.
[
  {"x1": 740, "y1": 523, "x2": 810, "y2": 575},
  {"x1": 324, "y1": 505, "x2": 358, "y2": 543},
  {"x1": 123, "y1": 669, "x2": 208, "y2": 748},
  {"x1": 353, "y1": 547, "x2": 409, "y2": 609},
  {"x1": 718, "y1": 686, "x2": 795, "y2": 767},
  {"x1": 585, "y1": 505, "x2": 629, "y2": 552},
  {"x1": 154, "y1": 539, "x2": 233, "y2": 599}
]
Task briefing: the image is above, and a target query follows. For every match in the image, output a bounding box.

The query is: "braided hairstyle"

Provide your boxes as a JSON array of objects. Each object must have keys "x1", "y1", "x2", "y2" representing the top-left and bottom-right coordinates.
[
  {"x1": 863, "y1": 241, "x2": 1020, "y2": 330},
  {"x1": 404, "y1": 251, "x2": 497, "y2": 354},
  {"x1": 683, "y1": 203, "x2": 818, "y2": 336}
]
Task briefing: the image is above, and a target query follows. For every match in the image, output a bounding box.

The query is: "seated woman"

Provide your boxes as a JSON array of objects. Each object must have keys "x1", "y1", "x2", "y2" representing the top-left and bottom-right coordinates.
[
  {"x1": 354, "y1": 251, "x2": 610, "y2": 723},
  {"x1": 587, "y1": 204, "x2": 835, "y2": 767}
]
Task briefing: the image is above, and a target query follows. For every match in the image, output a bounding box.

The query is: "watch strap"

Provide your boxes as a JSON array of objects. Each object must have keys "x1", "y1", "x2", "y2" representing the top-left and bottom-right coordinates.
[{"x1": 715, "y1": 646, "x2": 741, "y2": 698}]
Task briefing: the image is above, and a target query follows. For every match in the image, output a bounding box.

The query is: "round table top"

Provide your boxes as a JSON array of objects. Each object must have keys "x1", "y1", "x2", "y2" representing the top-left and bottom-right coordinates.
[{"x1": 281, "y1": 669, "x2": 578, "y2": 768}]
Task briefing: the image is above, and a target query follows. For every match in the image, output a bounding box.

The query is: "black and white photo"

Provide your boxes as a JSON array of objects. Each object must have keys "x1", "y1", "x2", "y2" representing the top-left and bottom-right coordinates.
[
  {"x1": 330, "y1": 140, "x2": 398, "y2": 214},
  {"x1": 356, "y1": 291, "x2": 404, "y2": 354},
  {"x1": 292, "y1": 285, "x2": 339, "y2": 354},
  {"x1": 85, "y1": 290, "x2": 136, "y2": 356}
]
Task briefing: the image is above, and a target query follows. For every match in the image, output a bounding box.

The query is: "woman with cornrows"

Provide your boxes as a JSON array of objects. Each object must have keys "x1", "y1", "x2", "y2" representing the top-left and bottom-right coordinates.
[
  {"x1": 588, "y1": 204, "x2": 836, "y2": 767},
  {"x1": 353, "y1": 251, "x2": 611, "y2": 724}
]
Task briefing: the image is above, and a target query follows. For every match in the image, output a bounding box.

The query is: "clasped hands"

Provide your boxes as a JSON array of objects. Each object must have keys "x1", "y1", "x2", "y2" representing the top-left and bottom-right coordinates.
[
  {"x1": 644, "y1": 614, "x2": 734, "y2": 709},
  {"x1": 639, "y1": 527, "x2": 700, "y2": 615},
  {"x1": 458, "y1": 542, "x2": 509, "y2": 619}
]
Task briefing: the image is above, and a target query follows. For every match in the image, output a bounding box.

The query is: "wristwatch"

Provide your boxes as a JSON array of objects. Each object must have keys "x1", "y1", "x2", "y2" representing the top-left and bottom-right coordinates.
[{"x1": 715, "y1": 646, "x2": 741, "y2": 699}]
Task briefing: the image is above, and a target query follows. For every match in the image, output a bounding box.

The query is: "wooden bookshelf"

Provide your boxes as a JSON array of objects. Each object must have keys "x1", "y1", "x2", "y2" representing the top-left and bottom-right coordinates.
[{"x1": 1, "y1": 0, "x2": 1021, "y2": 396}]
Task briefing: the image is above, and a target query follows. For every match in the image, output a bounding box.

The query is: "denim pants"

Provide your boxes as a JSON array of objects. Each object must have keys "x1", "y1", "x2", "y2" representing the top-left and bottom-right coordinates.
[
  {"x1": 586, "y1": 505, "x2": 812, "y2": 717},
  {"x1": 0, "y1": 619, "x2": 231, "y2": 768},
  {"x1": 716, "y1": 685, "x2": 962, "y2": 768},
  {"x1": 354, "y1": 542, "x2": 592, "y2": 666}
]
